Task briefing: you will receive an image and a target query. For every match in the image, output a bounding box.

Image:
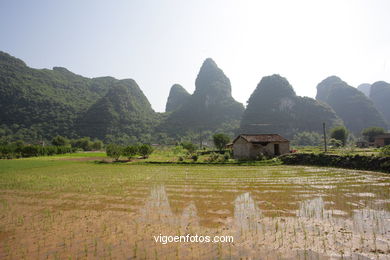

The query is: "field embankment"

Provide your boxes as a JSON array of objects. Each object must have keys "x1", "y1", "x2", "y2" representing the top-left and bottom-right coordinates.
[{"x1": 280, "y1": 153, "x2": 390, "y2": 173}]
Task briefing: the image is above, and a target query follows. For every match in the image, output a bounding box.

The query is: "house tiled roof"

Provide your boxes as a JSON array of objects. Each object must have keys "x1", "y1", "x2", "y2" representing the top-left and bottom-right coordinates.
[{"x1": 234, "y1": 134, "x2": 289, "y2": 144}]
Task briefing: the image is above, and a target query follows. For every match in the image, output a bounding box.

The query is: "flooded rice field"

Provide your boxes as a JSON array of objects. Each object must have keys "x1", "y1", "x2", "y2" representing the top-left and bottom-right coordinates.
[{"x1": 0, "y1": 165, "x2": 389, "y2": 259}]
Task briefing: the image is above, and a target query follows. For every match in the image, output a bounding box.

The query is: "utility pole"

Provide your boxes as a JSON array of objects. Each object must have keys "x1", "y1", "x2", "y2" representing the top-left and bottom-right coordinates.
[
  {"x1": 323, "y1": 122, "x2": 327, "y2": 153},
  {"x1": 199, "y1": 128, "x2": 202, "y2": 149}
]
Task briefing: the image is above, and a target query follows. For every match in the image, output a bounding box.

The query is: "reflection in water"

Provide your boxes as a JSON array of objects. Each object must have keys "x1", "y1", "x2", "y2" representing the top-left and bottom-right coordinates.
[
  {"x1": 233, "y1": 192, "x2": 262, "y2": 234},
  {"x1": 140, "y1": 184, "x2": 175, "y2": 225},
  {"x1": 139, "y1": 185, "x2": 199, "y2": 228},
  {"x1": 135, "y1": 172, "x2": 390, "y2": 260},
  {"x1": 298, "y1": 197, "x2": 328, "y2": 219},
  {"x1": 353, "y1": 209, "x2": 390, "y2": 236}
]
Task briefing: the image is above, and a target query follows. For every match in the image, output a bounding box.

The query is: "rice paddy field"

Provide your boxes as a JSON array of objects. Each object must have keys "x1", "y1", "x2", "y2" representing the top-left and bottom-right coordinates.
[{"x1": 0, "y1": 154, "x2": 389, "y2": 259}]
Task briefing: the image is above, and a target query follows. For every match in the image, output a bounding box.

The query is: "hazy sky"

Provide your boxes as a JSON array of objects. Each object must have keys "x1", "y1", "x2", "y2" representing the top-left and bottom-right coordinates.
[{"x1": 1, "y1": 0, "x2": 389, "y2": 112}]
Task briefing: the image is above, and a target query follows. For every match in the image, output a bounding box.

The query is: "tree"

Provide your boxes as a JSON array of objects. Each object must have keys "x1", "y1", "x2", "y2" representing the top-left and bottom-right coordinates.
[
  {"x1": 181, "y1": 141, "x2": 196, "y2": 153},
  {"x1": 330, "y1": 126, "x2": 348, "y2": 146},
  {"x1": 213, "y1": 133, "x2": 230, "y2": 151},
  {"x1": 71, "y1": 137, "x2": 92, "y2": 151},
  {"x1": 52, "y1": 135, "x2": 69, "y2": 146},
  {"x1": 362, "y1": 127, "x2": 385, "y2": 142},
  {"x1": 138, "y1": 144, "x2": 153, "y2": 158},
  {"x1": 123, "y1": 145, "x2": 139, "y2": 160},
  {"x1": 106, "y1": 144, "x2": 123, "y2": 161}
]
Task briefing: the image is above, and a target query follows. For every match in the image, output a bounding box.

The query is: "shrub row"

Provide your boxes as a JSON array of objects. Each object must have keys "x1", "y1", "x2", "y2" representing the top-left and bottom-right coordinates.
[
  {"x1": 280, "y1": 153, "x2": 390, "y2": 173},
  {"x1": 0, "y1": 145, "x2": 76, "y2": 159},
  {"x1": 106, "y1": 144, "x2": 154, "y2": 161}
]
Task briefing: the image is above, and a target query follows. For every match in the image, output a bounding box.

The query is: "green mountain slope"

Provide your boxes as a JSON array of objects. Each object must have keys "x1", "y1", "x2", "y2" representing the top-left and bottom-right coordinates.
[
  {"x1": 165, "y1": 84, "x2": 190, "y2": 112},
  {"x1": 159, "y1": 58, "x2": 244, "y2": 136},
  {"x1": 370, "y1": 81, "x2": 390, "y2": 126},
  {"x1": 240, "y1": 74, "x2": 342, "y2": 138},
  {"x1": 76, "y1": 79, "x2": 158, "y2": 142},
  {"x1": 0, "y1": 51, "x2": 158, "y2": 142},
  {"x1": 316, "y1": 76, "x2": 388, "y2": 133}
]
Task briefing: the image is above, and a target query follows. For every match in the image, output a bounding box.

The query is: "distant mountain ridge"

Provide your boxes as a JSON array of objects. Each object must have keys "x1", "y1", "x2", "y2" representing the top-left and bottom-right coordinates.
[
  {"x1": 158, "y1": 58, "x2": 245, "y2": 137},
  {"x1": 165, "y1": 84, "x2": 190, "y2": 112},
  {"x1": 1, "y1": 50, "x2": 389, "y2": 144},
  {"x1": 240, "y1": 74, "x2": 343, "y2": 138},
  {"x1": 316, "y1": 76, "x2": 388, "y2": 133},
  {"x1": 0, "y1": 51, "x2": 156, "y2": 142},
  {"x1": 370, "y1": 81, "x2": 390, "y2": 125}
]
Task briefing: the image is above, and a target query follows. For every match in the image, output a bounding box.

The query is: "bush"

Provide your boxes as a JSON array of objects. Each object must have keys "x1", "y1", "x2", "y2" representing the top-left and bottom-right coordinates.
[
  {"x1": 122, "y1": 145, "x2": 139, "y2": 160},
  {"x1": 380, "y1": 145, "x2": 390, "y2": 156},
  {"x1": 106, "y1": 144, "x2": 123, "y2": 161},
  {"x1": 91, "y1": 140, "x2": 103, "y2": 151},
  {"x1": 330, "y1": 126, "x2": 348, "y2": 146},
  {"x1": 139, "y1": 144, "x2": 153, "y2": 158},
  {"x1": 181, "y1": 142, "x2": 196, "y2": 153},
  {"x1": 70, "y1": 137, "x2": 92, "y2": 151},
  {"x1": 213, "y1": 133, "x2": 230, "y2": 151},
  {"x1": 51, "y1": 135, "x2": 69, "y2": 146},
  {"x1": 0, "y1": 144, "x2": 74, "y2": 159}
]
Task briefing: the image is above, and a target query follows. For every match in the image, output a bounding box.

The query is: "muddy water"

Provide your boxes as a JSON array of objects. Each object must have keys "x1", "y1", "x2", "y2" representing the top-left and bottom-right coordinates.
[{"x1": 0, "y1": 165, "x2": 389, "y2": 259}]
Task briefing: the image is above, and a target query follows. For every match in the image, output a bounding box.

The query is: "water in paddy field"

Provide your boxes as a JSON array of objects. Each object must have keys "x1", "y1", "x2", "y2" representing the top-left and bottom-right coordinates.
[{"x1": 0, "y1": 165, "x2": 389, "y2": 259}]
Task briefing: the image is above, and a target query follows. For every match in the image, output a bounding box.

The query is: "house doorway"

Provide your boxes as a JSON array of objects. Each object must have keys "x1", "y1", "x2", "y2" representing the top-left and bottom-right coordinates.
[{"x1": 274, "y1": 144, "x2": 280, "y2": 155}]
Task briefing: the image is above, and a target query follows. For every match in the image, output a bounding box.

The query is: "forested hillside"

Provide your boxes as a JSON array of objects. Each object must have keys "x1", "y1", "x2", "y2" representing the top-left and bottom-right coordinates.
[
  {"x1": 0, "y1": 51, "x2": 157, "y2": 143},
  {"x1": 165, "y1": 84, "x2": 191, "y2": 112},
  {"x1": 370, "y1": 81, "x2": 390, "y2": 125},
  {"x1": 240, "y1": 75, "x2": 342, "y2": 138},
  {"x1": 316, "y1": 76, "x2": 388, "y2": 133},
  {"x1": 76, "y1": 79, "x2": 159, "y2": 143},
  {"x1": 1, "y1": 51, "x2": 389, "y2": 145},
  {"x1": 158, "y1": 58, "x2": 244, "y2": 137}
]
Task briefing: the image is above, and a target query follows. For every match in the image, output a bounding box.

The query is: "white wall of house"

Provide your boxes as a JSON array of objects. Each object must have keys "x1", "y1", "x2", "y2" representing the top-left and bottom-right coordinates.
[{"x1": 233, "y1": 137, "x2": 290, "y2": 160}]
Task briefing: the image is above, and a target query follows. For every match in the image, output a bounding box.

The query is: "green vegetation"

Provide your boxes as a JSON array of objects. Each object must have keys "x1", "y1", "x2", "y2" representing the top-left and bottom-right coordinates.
[
  {"x1": 370, "y1": 81, "x2": 390, "y2": 125},
  {"x1": 76, "y1": 80, "x2": 159, "y2": 143},
  {"x1": 280, "y1": 153, "x2": 390, "y2": 173},
  {"x1": 0, "y1": 143, "x2": 75, "y2": 159},
  {"x1": 240, "y1": 74, "x2": 342, "y2": 139},
  {"x1": 316, "y1": 76, "x2": 388, "y2": 133},
  {"x1": 330, "y1": 126, "x2": 348, "y2": 146},
  {"x1": 158, "y1": 58, "x2": 244, "y2": 138},
  {"x1": 1, "y1": 51, "x2": 390, "y2": 149},
  {"x1": 0, "y1": 51, "x2": 159, "y2": 144},
  {"x1": 165, "y1": 84, "x2": 191, "y2": 112},
  {"x1": 138, "y1": 144, "x2": 153, "y2": 158},
  {"x1": 105, "y1": 144, "x2": 123, "y2": 161},
  {"x1": 105, "y1": 143, "x2": 153, "y2": 161},
  {"x1": 292, "y1": 131, "x2": 322, "y2": 146},
  {"x1": 180, "y1": 141, "x2": 197, "y2": 153},
  {"x1": 380, "y1": 145, "x2": 390, "y2": 156},
  {"x1": 212, "y1": 133, "x2": 230, "y2": 151},
  {"x1": 362, "y1": 127, "x2": 385, "y2": 142}
]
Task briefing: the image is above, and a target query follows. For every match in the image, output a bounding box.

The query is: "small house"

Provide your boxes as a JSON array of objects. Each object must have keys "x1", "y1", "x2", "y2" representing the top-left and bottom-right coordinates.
[
  {"x1": 374, "y1": 134, "x2": 390, "y2": 147},
  {"x1": 232, "y1": 134, "x2": 290, "y2": 160}
]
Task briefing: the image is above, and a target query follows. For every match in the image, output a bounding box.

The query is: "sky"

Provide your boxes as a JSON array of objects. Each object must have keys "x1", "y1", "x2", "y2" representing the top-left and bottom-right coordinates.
[{"x1": 1, "y1": 0, "x2": 390, "y2": 112}]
